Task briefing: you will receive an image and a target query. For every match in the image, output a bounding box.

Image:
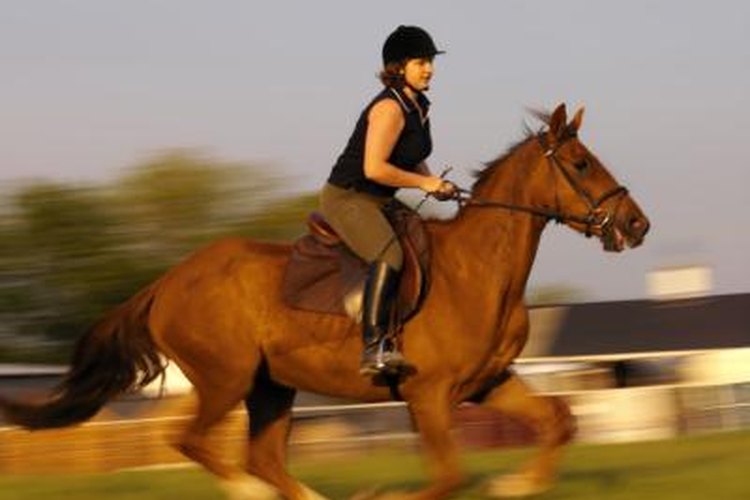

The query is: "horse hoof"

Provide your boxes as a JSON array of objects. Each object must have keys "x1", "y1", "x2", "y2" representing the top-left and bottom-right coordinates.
[
  {"x1": 348, "y1": 486, "x2": 383, "y2": 500},
  {"x1": 300, "y1": 484, "x2": 332, "y2": 500},
  {"x1": 349, "y1": 488, "x2": 408, "y2": 500},
  {"x1": 483, "y1": 474, "x2": 552, "y2": 498},
  {"x1": 219, "y1": 475, "x2": 280, "y2": 500}
]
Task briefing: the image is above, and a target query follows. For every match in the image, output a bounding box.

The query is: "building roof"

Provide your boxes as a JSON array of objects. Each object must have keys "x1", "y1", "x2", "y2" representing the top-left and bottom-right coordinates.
[{"x1": 521, "y1": 293, "x2": 750, "y2": 361}]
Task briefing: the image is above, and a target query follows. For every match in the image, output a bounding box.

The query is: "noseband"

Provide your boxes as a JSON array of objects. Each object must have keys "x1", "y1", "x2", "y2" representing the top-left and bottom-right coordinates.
[{"x1": 456, "y1": 133, "x2": 629, "y2": 241}]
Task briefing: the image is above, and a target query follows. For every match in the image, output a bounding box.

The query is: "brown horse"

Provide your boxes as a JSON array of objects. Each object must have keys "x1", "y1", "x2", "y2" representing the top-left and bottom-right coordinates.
[{"x1": 0, "y1": 104, "x2": 649, "y2": 499}]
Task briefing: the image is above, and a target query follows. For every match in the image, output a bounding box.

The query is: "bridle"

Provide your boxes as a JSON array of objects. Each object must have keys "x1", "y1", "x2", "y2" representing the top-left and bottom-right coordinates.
[{"x1": 455, "y1": 132, "x2": 629, "y2": 242}]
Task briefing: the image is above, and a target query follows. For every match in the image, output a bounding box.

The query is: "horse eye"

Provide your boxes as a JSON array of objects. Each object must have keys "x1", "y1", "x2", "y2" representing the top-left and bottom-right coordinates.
[{"x1": 574, "y1": 159, "x2": 590, "y2": 172}]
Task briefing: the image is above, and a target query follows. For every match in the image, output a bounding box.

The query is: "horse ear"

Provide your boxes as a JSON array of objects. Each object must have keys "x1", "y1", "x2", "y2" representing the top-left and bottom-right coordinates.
[
  {"x1": 548, "y1": 103, "x2": 567, "y2": 140},
  {"x1": 570, "y1": 107, "x2": 585, "y2": 132}
]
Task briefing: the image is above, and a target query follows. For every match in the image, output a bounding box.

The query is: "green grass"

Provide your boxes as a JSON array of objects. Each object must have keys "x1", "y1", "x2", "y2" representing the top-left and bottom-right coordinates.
[{"x1": 1, "y1": 430, "x2": 749, "y2": 499}]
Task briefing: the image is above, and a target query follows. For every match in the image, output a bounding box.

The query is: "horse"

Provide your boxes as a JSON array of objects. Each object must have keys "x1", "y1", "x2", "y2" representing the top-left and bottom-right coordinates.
[{"x1": 0, "y1": 103, "x2": 649, "y2": 499}]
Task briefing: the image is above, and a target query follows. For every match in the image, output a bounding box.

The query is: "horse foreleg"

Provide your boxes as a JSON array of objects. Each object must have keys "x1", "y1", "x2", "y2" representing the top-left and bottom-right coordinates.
[
  {"x1": 400, "y1": 394, "x2": 464, "y2": 499},
  {"x1": 476, "y1": 371, "x2": 575, "y2": 497}
]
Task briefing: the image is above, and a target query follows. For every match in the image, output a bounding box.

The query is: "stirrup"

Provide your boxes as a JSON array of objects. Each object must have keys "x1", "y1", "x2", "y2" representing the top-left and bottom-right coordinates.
[{"x1": 359, "y1": 338, "x2": 410, "y2": 376}]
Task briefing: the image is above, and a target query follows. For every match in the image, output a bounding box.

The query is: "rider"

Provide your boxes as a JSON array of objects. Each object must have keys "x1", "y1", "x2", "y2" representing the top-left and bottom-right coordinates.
[{"x1": 320, "y1": 25, "x2": 457, "y2": 376}]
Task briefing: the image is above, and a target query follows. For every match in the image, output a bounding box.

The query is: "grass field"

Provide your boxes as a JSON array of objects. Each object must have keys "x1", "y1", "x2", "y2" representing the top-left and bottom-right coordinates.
[{"x1": 1, "y1": 430, "x2": 748, "y2": 499}]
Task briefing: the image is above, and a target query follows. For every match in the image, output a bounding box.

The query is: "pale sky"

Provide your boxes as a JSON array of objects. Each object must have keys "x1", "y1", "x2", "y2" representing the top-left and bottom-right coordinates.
[{"x1": 1, "y1": 1, "x2": 749, "y2": 301}]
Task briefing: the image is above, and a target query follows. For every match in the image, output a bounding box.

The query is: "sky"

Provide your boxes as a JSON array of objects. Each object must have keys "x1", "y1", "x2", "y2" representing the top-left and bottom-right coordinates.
[{"x1": 1, "y1": 1, "x2": 749, "y2": 302}]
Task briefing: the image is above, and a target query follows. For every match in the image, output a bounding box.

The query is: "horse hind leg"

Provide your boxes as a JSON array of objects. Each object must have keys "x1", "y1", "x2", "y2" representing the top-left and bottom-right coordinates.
[
  {"x1": 243, "y1": 362, "x2": 330, "y2": 500},
  {"x1": 473, "y1": 370, "x2": 575, "y2": 497},
  {"x1": 168, "y1": 352, "x2": 280, "y2": 499}
]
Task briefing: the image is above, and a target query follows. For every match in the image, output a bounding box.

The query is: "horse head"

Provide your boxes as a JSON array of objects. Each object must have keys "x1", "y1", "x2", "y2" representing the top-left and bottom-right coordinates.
[
  {"x1": 470, "y1": 103, "x2": 649, "y2": 252},
  {"x1": 539, "y1": 103, "x2": 649, "y2": 251}
]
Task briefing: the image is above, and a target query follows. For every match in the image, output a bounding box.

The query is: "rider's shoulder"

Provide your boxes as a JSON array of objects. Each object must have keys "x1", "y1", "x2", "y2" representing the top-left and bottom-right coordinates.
[{"x1": 368, "y1": 95, "x2": 404, "y2": 123}]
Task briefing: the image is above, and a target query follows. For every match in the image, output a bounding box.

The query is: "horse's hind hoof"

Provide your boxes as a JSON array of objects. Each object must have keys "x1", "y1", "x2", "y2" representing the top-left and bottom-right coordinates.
[
  {"x1": 350, "y1": 489, "x2": 410, "y2": 500},
  {"x1": 349, "y1": 486, "x2": 386, "y2": 500},
  {"x1": 483, "y1": 473, "x2": 553, "y2": 498},
  {"x1": 219, "y1": 475, "x2": 280, "y2": 499}
]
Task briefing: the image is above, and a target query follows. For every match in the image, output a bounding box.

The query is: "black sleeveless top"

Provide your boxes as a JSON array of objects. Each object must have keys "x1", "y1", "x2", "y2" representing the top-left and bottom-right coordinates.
[{"x1": 327, "y1": 87, "x2": 433, "y2": 198}]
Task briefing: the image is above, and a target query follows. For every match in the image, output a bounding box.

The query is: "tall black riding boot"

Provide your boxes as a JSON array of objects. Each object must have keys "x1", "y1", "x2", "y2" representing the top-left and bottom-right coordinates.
[{"x1": 359, "y1": 260, "x2": 409, "y2": 376}]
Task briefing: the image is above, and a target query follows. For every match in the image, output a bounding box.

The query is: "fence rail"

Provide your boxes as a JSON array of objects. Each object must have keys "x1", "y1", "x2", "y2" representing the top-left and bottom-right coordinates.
[{"x1": 1, "y1": 381, "x2": 748, "y2": 474}]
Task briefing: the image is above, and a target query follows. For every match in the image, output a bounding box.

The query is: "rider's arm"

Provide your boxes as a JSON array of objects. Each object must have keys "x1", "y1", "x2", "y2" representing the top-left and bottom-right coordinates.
[
  {"x1": 363, "y1": 99, "x2": 443, "y2": 193},
  {"x1": 414, "y1": 161, "x2": 432, "y2": 176}
]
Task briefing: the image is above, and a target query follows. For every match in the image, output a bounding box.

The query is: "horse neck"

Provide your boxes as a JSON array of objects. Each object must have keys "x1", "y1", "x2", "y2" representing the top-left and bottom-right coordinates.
[{"x1": 434, "y1": 139, "x2": 548, "y2": 297}]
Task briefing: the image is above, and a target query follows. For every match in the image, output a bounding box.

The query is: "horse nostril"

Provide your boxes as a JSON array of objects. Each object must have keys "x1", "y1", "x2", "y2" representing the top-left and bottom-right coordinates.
[{"x1": 630, "y1": 217, "x2": 650, "y2": 237}]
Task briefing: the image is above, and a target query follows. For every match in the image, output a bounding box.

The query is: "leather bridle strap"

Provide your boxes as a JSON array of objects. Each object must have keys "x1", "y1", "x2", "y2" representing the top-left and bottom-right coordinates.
[{"x1": 538, "y1": 133, "x2": 628, "y2": 236}]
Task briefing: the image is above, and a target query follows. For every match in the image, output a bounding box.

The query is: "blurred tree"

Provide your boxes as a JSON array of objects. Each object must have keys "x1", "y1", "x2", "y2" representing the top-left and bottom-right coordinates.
[
  {"x1": 0, "y1": 151, "x2": 318, "y2": 362},
  {"x1": 113, "y1": 150, "x2": 280, "y2": 261},
  {"x1": 0, "y1": 182, "x2": 140, "y2": 360},
  {"x1": 231, "y1": 192, "x2": 318, "y2": 241}
]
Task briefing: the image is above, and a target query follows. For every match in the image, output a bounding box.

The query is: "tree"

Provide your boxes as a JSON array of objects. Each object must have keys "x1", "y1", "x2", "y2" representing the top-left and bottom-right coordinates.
[
  {"x1": 0, "y1": 182, "x2": 143, "y2": 359},
  {"x1": 229, "y1": 191, "x2": 318, "y2": 242},
  {"x1": 112, "y1": 150, "x2": 279, "y2": 261},
  {"x1": 0, "y1": 151, "x2": 317, "y2": 362}
]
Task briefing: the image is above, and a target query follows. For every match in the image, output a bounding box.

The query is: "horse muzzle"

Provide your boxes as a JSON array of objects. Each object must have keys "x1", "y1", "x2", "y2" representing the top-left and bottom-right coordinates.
[{"x1": 603, "y1": 207, "x2": 650, "y2": 252}]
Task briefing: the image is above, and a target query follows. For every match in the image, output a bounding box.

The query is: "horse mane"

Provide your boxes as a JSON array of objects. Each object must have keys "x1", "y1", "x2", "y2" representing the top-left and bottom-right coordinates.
[
  {"x1": 470, "y1": 107, "x2": 585, "y2": 195},
  {"x1": 471, "y1": 108, "x2": 552, "y2": 192},
  {"x1": 425, "y1": 109, "x2": 551, "y2": 227}
]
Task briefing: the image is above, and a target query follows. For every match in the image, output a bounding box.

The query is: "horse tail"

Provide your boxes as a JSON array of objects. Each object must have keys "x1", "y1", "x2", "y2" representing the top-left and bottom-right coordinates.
[{"x1": 0, "y1": 280, "x2": 167, "y2": 430}]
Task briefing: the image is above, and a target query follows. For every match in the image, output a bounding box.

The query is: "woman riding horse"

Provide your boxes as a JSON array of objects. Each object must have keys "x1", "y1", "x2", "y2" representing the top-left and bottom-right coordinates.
[
  {"x1": 320, "y1": 25, "x2": 458, "y2": 376},
  {"x1": 0, "y1": 102, "x2": 650, "y2": 500}
]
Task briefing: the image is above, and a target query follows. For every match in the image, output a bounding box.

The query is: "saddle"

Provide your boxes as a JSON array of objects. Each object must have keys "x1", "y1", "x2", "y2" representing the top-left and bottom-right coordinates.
[{"x1": 282, "y1": 199, "x2": 431, "y2": 325}]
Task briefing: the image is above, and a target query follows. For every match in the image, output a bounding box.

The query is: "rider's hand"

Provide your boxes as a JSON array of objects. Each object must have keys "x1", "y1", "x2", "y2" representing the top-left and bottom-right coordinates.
[
  {"x1": 421, "y1": 176, "x2": 444, "y2": 194},
  {"x1": 421, "y1": 176, "x2": 458, "y2": 201},
  {"x1": 432, "y1": 180, "x2": 458, "y2": 201}
]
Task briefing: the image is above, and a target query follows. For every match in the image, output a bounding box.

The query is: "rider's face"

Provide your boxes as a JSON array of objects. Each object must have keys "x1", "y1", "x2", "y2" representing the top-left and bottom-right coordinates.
[{"x1": 403, "y1": 57, "x2": 434, "y2": 92}]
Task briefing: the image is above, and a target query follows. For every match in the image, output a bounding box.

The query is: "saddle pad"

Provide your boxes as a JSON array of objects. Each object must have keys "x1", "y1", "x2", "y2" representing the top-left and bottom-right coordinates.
[
  {"x1": 283, "y1": 237, "x2": 367, "y2": 316},
  {"x1": 282, "y1": 200, "x2": 431, "y2": 322}
]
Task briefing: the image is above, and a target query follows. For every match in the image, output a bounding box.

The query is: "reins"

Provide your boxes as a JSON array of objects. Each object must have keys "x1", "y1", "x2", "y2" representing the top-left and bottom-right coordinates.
[{"x1": 455, "y1": 189, "x2": 580, "y2": 223}]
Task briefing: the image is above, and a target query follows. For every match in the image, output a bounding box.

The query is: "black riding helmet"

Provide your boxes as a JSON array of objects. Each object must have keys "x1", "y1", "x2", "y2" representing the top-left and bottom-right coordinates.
[{"x1": 382, "y1": 25, "x2": 445, "y2": 66}]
